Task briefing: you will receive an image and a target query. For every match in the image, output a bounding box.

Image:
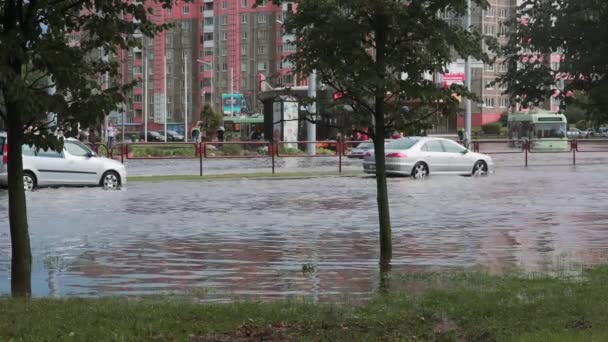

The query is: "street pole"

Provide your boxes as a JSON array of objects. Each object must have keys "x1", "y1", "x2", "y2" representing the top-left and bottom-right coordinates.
[
  {"x1": 230, "y1": 67, "x2": 234, "y2": 117},
  {"x1": 164, "y1": 50, "x2": 168, "y2": 143},
  {"x1": 143, "y1": 46, "x2": 148, "y2": 142},
  {"x1": 306, "y1": 70, "x2": 317, "y2": 155},
  {"x1": 184, "y1": 53, "x2": 188, "y2": 142},
  {"x1": 464, "y1": 0, "x2": 472, "y2": 146}
]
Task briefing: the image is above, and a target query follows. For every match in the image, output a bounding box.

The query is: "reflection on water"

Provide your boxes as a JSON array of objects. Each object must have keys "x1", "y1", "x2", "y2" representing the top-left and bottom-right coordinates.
[{"x1": 1, "y1": 164, "x2": 608, "y2": 300}]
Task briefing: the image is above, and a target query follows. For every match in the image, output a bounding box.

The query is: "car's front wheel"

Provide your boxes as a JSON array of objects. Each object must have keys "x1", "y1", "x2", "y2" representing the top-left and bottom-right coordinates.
[
  {"x1": 23, "y1": 171, "x2": 37, "y2": 191},
  {"x1": 101, "y1": 171, "x2": 121, "y2": 190}
]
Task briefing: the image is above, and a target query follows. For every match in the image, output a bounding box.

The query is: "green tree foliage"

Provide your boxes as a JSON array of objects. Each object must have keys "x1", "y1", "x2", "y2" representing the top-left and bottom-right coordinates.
[
  {"x1": 200, "y1": 104, "x2": 223, "y2": 137},
  {"x1": 260, "y1": 0, "x2": 491, "y2": 265},
  {"x1": 498, "y1": 0, "x2": 608, "y2": 124},
  {"x1": 0, "y1": 0, "x2": 175, "y2": 297}
]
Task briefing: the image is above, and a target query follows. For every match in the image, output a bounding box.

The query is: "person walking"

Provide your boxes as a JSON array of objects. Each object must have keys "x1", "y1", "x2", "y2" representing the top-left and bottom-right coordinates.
[
  {"x1": 107, "y1": 123, "x2": 116, "y2": 148},
  {"x1": 191, "y1": 123, "x2": 201, "y2": 143}
]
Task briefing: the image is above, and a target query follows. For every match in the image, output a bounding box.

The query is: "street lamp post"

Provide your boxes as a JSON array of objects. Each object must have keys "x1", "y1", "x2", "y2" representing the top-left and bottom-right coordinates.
[
  {"x1": 464, "y1": 0, "x2": 472, "y2": 146},
  {"x1": 196, "y1": 59, "x2": 213, "y2": 113}
]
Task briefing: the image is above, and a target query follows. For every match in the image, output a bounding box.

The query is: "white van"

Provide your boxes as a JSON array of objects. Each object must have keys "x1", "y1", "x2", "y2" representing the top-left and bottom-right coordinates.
[{"x1": 0, "y1": 137, "x2": 126, "y2": 191}]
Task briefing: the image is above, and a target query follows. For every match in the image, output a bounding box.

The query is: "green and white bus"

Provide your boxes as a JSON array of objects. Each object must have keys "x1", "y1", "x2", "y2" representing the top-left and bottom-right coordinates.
[{"x1": 508, "y1": 110, "x2": 568, "y2": 150}]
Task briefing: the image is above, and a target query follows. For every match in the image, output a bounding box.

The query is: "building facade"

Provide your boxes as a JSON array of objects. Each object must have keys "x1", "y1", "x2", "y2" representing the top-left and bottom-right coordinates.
[{"x1": 116, "y1": 0, "x2": 295, "y2": 133}]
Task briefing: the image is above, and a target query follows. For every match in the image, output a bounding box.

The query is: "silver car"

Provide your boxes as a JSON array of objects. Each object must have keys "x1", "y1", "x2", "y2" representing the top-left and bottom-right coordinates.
[
  {"x1": 0, "y1": 138, "x2": 127, "y2": 191},
  {"x1": 362, "y1": 137, "x2": 494, "y2": 178}
]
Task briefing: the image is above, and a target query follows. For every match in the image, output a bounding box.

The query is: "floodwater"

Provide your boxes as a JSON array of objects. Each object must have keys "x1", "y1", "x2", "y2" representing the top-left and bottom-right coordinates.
[{"x1": 1, "y1": 162, "x2": 608, "y2": 301}]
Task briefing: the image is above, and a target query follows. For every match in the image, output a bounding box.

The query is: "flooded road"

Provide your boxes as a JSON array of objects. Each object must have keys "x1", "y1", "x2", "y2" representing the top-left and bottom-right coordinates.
[{"x1": 1, "y1": 164, "x2": 608, "y2": 301}]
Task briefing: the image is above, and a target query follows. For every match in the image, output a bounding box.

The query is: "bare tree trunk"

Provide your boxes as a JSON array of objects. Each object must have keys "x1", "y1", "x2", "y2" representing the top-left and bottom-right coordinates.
[
  {"x1": 374, "y1": 99, "x2": 392, "y2": 266},
  {"x1": 373, "y1": 17, "x2": 392, "y2": 267},
  {"x1": 7, "y1": 102, "x2": 32, "y2": 298}
]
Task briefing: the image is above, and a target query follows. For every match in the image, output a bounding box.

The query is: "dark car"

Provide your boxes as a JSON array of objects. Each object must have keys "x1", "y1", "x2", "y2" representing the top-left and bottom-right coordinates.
[
  {"x1": 159, "y1": 130, "x2": 185, "y2": 142},
  {"x1": 139, "y1": 131, "x2": 166, "y2": 142}
]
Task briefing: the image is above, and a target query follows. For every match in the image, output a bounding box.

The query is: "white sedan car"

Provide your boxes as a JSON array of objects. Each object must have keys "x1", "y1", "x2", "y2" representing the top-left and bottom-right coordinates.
[
  {"x1": 363, "y1": 137, "x2": 493, "y2": 178},
  {"x1": 0, "y1": 138, "x2": 126, "y2": 191}
]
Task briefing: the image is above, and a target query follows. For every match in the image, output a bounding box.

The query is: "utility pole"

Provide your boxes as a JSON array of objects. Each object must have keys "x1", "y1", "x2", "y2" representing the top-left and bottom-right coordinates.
[
  {"x1": 464, "y1": 0, "x2": 472, "y2": 146},
  {"x1": 163, "y1": 50, "x2": 168, "y2": 143},
  {"x1": 307, "y1": 70, "x2": 317, "y2": 155},
  {"x1": 184, "y1": 53, "x2": 188, "y2": 142},
  {"x1": 230, "y1": 67, "x2": 234, "y2": 117},
  {"x1": 143, "y1": 45, "x2": 148, "y2": 142}
]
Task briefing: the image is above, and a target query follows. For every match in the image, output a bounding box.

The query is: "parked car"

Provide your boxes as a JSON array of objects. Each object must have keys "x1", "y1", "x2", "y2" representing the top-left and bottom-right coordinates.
[
  {"x1": 159, "y1": 130, "x2": 185, "y2": 142},
  {"x1": 567, "y1": 128, "x2": 582, "y2": 138},
  {"x1": 348, "y1": 142, "x2": 376, "y2": 159},
  {"x1": 139, "y1": 131, "x2": 166, "y2": 142},
  {"x1": 0, "y1": 138, "x2": 126, "y2": 191},
  {"x1": 362, "y1": 137, "x2": 493, "y2": 178}
]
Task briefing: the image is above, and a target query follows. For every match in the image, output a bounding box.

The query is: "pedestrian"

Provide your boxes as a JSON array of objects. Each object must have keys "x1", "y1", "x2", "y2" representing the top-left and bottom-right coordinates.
[
  {"x1": 191, "y1": 124, "x2": 200, "y2": 143},
  {"x1": 217, "y1": 126, "x2": 225, "y2": 142},
  {"x1": 107, "y1": 123, "x2": 116, "y2": 148}
]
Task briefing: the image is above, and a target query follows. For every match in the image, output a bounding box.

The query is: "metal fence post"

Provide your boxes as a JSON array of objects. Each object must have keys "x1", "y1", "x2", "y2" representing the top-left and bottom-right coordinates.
[
  {"x1": 121, "y1": 144, "x2": 125, "y2": 164},
  {"x1": 199, "y1": 142, "x2": 204, "y2": 176},
  {"x1": 573, "y1": 140, "x2": 577, "y2": 166},
  {"x1": 338, "y1": 138, "x2": 342, "y2": 173},
  {"x1": 271, "y1": 141, "x2": 276, "y2": 174},
  {"x1": 524, "y1": 140, "x2": 528, "y2": 168}
]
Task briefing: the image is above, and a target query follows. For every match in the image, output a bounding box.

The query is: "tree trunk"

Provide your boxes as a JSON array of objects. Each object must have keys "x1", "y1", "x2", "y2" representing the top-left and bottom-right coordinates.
[
  {"x1": 373, "y1": 14, "x2": 392, "y2": 267},
  {"x1": 374, "y1": 99, "x2": 392, "y2": 266},
  {"x1": 7, "y1": 102, "x2": 32, "y2": 298}
]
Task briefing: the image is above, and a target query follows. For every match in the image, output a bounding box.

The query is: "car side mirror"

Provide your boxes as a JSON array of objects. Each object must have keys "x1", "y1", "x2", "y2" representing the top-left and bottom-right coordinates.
[{"x1": 86, "y1": 151, "x2": 95, "y2": 158}]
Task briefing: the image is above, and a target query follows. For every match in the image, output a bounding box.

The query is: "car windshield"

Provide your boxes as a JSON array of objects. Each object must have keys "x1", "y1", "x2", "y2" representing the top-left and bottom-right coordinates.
[
  {"x1": 356, "y1": 142, "x2": 374, "y2": 149},
  {"x1": 386, "y1": 139, "x2": 419, "y2": 150},
  {"x1": 65, "y1": 140, "x2": 94, "y2": 156},
  {"x1": 535, "y1": 123, "x2": 566, "y2": 139},
  {"x1": 150, "y1": 132, "x2": 161, "y2": 136}
]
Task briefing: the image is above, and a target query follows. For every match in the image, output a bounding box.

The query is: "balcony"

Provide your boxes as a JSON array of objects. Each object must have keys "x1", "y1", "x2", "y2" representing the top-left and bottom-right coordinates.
[
  {"x1": 204, "y1": 25, "x2": 214, "y2": 32},
  {"x1": 203, "y1": 40, "x2": 214, "y2": 48},
  {"x1": 203, "y1": 10, "x2": 213, "y2": 17}
]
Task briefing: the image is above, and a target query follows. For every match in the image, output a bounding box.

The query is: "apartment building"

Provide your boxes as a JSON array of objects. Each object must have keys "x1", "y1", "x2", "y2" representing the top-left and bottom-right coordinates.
[
  {"x1": 441, "y1": 0, "x2": 518, "y2": 129},
  {"x1": 115, "y1": 0, "x2": 295, "y2": 132}
]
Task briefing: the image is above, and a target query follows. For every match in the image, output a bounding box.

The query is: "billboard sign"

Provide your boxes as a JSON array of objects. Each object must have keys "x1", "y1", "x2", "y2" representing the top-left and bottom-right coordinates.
[
  {"x1": 222, "y1": 93, "x2": 249, "y2": 115},
  {"x1": 443, "y1": 63, "x2": 465, "y2": 88}
]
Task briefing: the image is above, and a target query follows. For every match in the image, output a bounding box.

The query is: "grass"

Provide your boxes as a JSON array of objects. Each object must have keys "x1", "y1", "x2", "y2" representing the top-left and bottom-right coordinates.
[
  {"x1": 129, "y1": 145, "x2": 196, "y2": 158},
  {"x1": 3, "y1": 267, "x2": 608, "y2": 341},
  {"x1": 127, "y1": 171, "x2": 360, "y2": 182}
]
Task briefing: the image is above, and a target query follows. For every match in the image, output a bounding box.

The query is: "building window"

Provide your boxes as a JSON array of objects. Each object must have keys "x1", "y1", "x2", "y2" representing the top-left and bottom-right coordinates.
[
  {"x1": 165, "y1": 34, "x2": 173, "y2": 46},
  {"x1": 204, "y1": 63, "x2": 213, "y2": 71},
  {"x1": 259, "y1": 0, "x2": 267, "y2": 6},
  {"x1": 257, "y1": 30, "x2": 268, "y2": 39},
  {"x1": 165, "y1": 50, "x2": 173, "y2": 59},
  {"x1": 257, "y1": 61, "x2": 268, "y2": 70},
  {"x1": 241, "y1": 45, "x2": 248, "y2": 55},
  {"x1": 165, "y1": 7, "x2": 172, "y2": 14},
  {"x1": 258, "y1": 14, "x2": 267, "y2": 23},
  {"x1": 500, "y1": 97, "x2": 510, "y2": 108},
  {"x1": 499, "y1": 8, "x2": 508, "y2": 18},
  {"x1": 200, "y1": 79, "x2": 211, "y2": 87},
  {"x1": 204, "y1": 48, "x2": 214, "y2": 56},
  {"x1": 241, "y1": 31, "x2": 248, "y2": 40},
  {"x1": 220, "y1": 16, "x2": 228, "y2": 25},
  {"x1": 485, "y1": 7, "x2": 496, "y2": 17},
  {"x1": 499, "y1": 62, "x2": 508, "y2": 73},
  {"x1": 222, "y1": 63, "x2": 228, "y2": 71},
  {"x1": 181, "y1": 22, "x2": 191, "y2": 31},
  {"x1": 134, "y1": 51, "x2": 143, "y2": 60},
  {"x1": 222, "y1": 1, "x2": 227, "y2": 9},
  {"x1": 485, "y1": 79, "x2": 494, "y2": 90},
  {"x1": 257, "y1": 46, "x2": 267, "y2": 55},
  {"x1": 241, "y1": 61, "x2": 248, "y2": 71},
  {"x1": 484, "y1": 24, "x2": 496, "y2": 35},
  {"x1": 182, "y1": 5, "x2": 189, "y2": 14},
  {"x1": 221, "y1": 47, "x2": 227, "y2": 56},
  {"x1": 220, "y1": 78, "x2": 227, "y2": 87},
  {"x1": 484, "y1": 97, "x2": 495, "y2": 108},
  {"x1": 241, "y1": 14, "x2": 248, "y2": 24},
  {"x1": 200, "y1": 5, "x2": 204, "y2": 14},
  {"x1": 204, "y1": 17, "x2": 213, "y2": 25},
  {"x1": 134, "y1": 95, "x2": 143, "y2": 103},
  {"x1": 221, "y1": 31, "x2": 228, "y2": 40},
  {"x1": 242, "y1": 0, "x2": 248, "y2": 7},
  {"x1": 203, "y1": 33, "x2": 213, "y2": 41},
  {"x1": 282, "y1": 43, "x2": 296, "y2": 53},
  {"x1": 241, "y1": 78, "x2": 248, "y2": 88},
  {"x1": 485, "y1": 64, "x2": 495, "y2": 72},
  {"x1": 282, "y1": 74, "x2": 293, "y2": 85}
]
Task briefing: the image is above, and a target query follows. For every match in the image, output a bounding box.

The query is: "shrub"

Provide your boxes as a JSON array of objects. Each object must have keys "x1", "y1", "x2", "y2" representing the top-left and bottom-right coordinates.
[
  {"x1": 482, "y1": 123, "x2": 502, "y2": 135},
  {"x1": 317, "y1": 148, "x2": 335, "y2": 155},
  {"x1": 575, "y1": 120, "x2": 589, "y2": 129},
  {"x1": 279, "y1": 146, "x2": 305, "y2": 155},
  {"x1": 221, "y1": 144, "x2": 243, "y2": 156}
]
